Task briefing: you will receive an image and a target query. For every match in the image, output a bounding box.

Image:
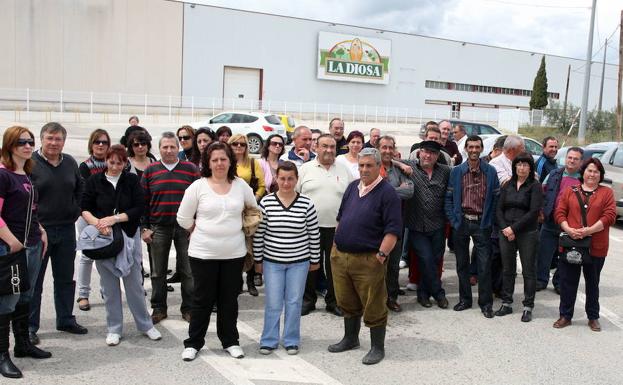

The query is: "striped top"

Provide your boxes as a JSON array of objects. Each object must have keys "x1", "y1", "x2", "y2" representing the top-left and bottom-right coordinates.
[
  {"x1": 253, "y1": 193, "x2": 321, "y2": 265},
  {"x1": 141, "y1": 161, "x2": 199, "y2": 226}
]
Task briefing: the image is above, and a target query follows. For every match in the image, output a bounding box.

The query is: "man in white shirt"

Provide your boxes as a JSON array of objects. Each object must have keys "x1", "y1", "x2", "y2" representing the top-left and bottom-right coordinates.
[
  {"x1": 489, "y1": 135, "x2": 525, "y2": 185},
  {"x1": 297, "y1": 134, "x2": 354, "y2": 316}
]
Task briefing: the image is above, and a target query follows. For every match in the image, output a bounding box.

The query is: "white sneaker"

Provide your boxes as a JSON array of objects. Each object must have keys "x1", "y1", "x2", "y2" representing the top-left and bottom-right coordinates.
[
  {"x1": 106, "y1": 333, "x2": 121, "y2": 346},
  {"x1": 406, "y1": 283, "x2": 418, "y2": 291},
  {"x1": 225, "y1": 345, "x2": 244, "y2": 359},
  {"x1": 144, "y1": 327, "x2": 162, "y2": 341},
  {"x1": 399, "y1": 260, "x2": 408, "y2": 269},
  {"x1": 182, "y1": 347, "x2": 198, "y2": 361}
]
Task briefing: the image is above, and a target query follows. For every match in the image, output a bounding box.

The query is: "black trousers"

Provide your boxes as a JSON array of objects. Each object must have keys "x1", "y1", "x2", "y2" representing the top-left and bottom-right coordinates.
[
  {"x1": 558, "y1": 256, "x2": 605, "y2": 321},
  {"x1": 184, "y1": 256, "x2": 244, "y2": 350},
  {"x1": 303, "y1": 227, "x2": 336, "y2": 308}
]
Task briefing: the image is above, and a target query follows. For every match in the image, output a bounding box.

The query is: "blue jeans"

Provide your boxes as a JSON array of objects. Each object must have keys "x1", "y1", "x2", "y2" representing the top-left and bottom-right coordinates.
[
  {"x1": 410, "y1": 229, "x2": 446, "y2": 300},
  {"x1": 0, "y1": 241, "x2": 43, "y2": 314},
  {"x1": 260, "y1": 260, "x2": 308, "y2": 348},
  {"x1": 536, "y1": 222, "x2": 561, "y2": 288},
  {"x1": 453, "y1": 220, "x2": 493, "y2": 308},
  {"x1": 30, "y1": 224, "x2": 77, "y2": 331}
]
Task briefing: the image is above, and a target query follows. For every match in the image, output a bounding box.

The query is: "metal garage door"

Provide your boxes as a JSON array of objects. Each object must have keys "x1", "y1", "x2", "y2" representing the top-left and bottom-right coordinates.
[{"x1": 223, "y1": 66, "x2": 261, "y2": 110}]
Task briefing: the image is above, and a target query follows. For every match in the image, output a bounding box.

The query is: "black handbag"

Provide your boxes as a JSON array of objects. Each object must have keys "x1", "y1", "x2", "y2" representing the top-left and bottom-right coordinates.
[
  {"x1": 0, "y1": 177, "x2": 33, "y2": 295},
  {"x1": 559, "y1": 187, "x2": 592, "y2": 265},
  {"x1": 249, "y1": 157, "x2": 260, "y2": 195},
  {"x1": 82, "y1": 189, "x2": 124, "y2": 260}
]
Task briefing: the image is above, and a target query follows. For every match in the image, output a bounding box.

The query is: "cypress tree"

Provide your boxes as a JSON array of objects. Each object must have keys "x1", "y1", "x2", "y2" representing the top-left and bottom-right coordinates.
[{"x1": 529, "y1": 56, "x2": 548, "y2": 110}]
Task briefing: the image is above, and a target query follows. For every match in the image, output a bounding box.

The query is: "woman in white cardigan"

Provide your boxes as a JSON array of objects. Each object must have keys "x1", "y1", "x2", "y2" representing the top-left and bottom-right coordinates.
[{"x1": 177, "y1": 142, "x2": 258, "y2": 362}]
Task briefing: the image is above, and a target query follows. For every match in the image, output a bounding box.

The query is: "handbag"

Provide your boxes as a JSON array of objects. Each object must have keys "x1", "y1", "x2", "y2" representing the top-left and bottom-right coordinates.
[
  {"x1": 559, "y1": 187, "x2": 592, "y2": 265},
  {"x1": 249, "y1": 158, "x2": 260, "y2": 195},
  {"x1": 0, "y1": 176, "x2": 33, "y2": 295},
  {"x1": 82, "y1": 188, "x2": 124, "y2": 260}
]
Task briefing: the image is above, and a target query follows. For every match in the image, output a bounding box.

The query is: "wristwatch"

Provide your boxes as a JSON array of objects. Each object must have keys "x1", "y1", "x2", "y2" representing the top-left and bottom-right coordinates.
[{"x1": 377, "y1": 251, "x2": 387, "y2": 258}]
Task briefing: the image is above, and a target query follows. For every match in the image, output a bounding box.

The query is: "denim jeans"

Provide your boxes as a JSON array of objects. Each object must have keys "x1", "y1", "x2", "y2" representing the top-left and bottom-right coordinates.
[
  {"x1": 453, "y1": 220, "x2": 493, "y2": 308},
  {"x1": 536, "y1": 222, "x2": 561, "y2": 288},
  {"x1": 558, "y1": 256, "x2": 605, "y2": 320},
  {"x1": 260, "y1": 260, "x2": 308, "y2": 348},
  {"x1": 410, "y1": 229, "x2": 446, "y2": 301},
  {"x1": 499, "y1": 230, "x2": 538, "y2": 309},
  {"x1": 149, "y1": 224, "x2": 193, "y2": 314},
  {"x1": 30, "y1": 224, "x2": 77, "y2": 331}
]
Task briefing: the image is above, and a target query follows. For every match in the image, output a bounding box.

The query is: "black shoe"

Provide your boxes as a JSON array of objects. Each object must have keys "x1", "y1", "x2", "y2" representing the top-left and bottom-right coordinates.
[
  {"x1": 436, "y1": 296, "x2": 449, "y2": 309},
  {"x1": 326, "y1": 305, "x2": 343, "y2": 317},
  {"x1": 554, "y1": 286, "x2": 561, "y2": 295},
  {"x1": 536, "y1": 282, "x2": 547, "y2": 292},
  {"x1": 494, "y1": 305, "x2": 513, "y2": 317},
  {"x1": 417, "y1": 297, "x2": 433, "y2": 308},
  {"x1": 167, "y1": 269, "x2": 173, "y2": 274},
  {"x1": 12, "y1": 304, "x2": 52, "y2": 359},
  {"x1": 29, "y1": 331, "x2": 40, "y2": 346},
  {"x1": 248, "y1": 285, "x2": 259, "y2": 297},
  {"x1": 397, "y1": 289, "x2": 406, "y2": 296},
  {"x1": 453, "y1": 301, "x2": 472, "y2": 311},
  {"x1": 253, "y1": 274, "x2": 263, "y2": 287},
  {"x1": 0, "y1": 352, "x2": 22, "y2": 379},
  {"x1": 57, "y1": 322, "x2": 88, "y2": 335},
  {"x1": 328, "y1": 317, "x2": 361, "y2": 353},
  {"x1": 521, "y1": 310, "x2": 532, "y2": 322},
  {"x1": 482, "y1": 306, "x2": 494, "y2": 319},
  {"x1": 301, "y1": 304, "x2": 316, "y2": 316},
  {"x1": 386, "y1": 299, "x2": 402, "y2": 312},
  {"x1": 167, "y1": 272, "x2": 181, "y2": 284},
  {"x1": 362, "y1": 326, "x2": 385, "y2": 365}
]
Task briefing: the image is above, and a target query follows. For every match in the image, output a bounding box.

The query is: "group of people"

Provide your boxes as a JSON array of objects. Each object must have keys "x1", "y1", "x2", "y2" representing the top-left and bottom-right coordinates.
[{"x1": 0, "y1": 115, "x2": 616, "y2": 378}]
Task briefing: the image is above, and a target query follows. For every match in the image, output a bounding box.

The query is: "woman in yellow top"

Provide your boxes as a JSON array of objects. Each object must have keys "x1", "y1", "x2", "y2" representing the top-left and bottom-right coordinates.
[{"x1": 228, "y1": 134, "x2": 265, "y2": 296}]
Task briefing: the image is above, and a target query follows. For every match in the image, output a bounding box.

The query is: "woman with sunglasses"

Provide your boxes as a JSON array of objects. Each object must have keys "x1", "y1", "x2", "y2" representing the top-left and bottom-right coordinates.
[
  {"x1": 0, "y1": 126, "x2": 52, "y2": 379},
  {"x1": 228, "y1": 134, "x2": 265, "y2": 296},
  {"x1": 177, "y1": 126, "x2": 195, "y2": 162},
  {"x1": 190, "y1": 128, "x2": 217, "y2": 168},
  {"x1": 258, "y1": 134, "x2": 285, "y2": 193},
  {"x1": 76, "y1": 129, "x2": 112, "y2": 312},
  {"x1": 126, "y1": 130, "x2": 157, "y2": 178}
]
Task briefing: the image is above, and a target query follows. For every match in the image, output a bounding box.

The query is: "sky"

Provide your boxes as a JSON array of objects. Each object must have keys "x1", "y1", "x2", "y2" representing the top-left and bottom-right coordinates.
[{"x1": 180, "y1": 0, "x2": 621, "y2": 64}]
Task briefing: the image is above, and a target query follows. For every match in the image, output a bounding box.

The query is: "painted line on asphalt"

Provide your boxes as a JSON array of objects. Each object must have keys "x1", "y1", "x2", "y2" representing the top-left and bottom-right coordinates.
[
  {"x1": 610, "y1": 235, "x2": 623, "y2": 243},
  {"x1": 162, "y1": 319, "x2": 343, "y2": 385},
  {"x1": 576, "y1": 292, "x2": 623, "y2": 330}
]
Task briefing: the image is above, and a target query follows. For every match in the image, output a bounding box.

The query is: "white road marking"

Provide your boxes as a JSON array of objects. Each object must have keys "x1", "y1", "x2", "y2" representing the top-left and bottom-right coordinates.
[
  {"x1": 576, "y1": 292, "x2": 623, "y2": 330},
  {"x1": 162, "y1": 319, "x2": 343, "y2": 385},
  {"x1": 609, "y1": 236, "x2": 623, "y2": 243}
]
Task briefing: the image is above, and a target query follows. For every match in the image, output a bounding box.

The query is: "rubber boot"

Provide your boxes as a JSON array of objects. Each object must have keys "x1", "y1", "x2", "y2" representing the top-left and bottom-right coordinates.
[
  {"x1": 0, "y1": 313, "x2": 22, "y2": 378},
  {"x1": 362, "y1": 326, "x2": 385, "y2": 365},
  {"x1": 246, "y1": 270, "x2": 258, "y2": 296},
  {"x1": 328, "y1": 316, "x2": 361, "y2": 353},
  {"x1": 12, "y1": 303, "x2": 51, "y2": 359}
]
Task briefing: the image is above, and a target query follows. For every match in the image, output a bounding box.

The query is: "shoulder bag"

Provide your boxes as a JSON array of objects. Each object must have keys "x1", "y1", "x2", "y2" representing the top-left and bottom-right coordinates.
[
  {"x1": 0, "y1": 176, "x2": 33, "y2": 295},
  {"x1": 249, "y1": 158, "x2": 260, "y2": 195},
  {"x1": 558, "y1": 187, "x2": 592, "y2": 265}
]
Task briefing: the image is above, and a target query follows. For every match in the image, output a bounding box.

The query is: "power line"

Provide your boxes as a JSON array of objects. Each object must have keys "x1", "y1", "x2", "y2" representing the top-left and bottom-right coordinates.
[
  {"x1": 480, "y1": 0, "x2": 591, "y2": 9},
  {"x1": 573, "y1": 23, "x2": 621, "y2": 70}
]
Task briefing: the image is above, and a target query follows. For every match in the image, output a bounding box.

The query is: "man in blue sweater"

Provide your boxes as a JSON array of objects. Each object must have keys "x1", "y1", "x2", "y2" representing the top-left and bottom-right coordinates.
[{"x1": 328, "y1": 148, "x2": 402, "y2": 365}]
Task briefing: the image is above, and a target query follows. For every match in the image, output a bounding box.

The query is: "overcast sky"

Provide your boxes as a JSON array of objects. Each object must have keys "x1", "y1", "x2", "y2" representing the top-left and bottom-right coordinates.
[{"x1": 183, "y1": 0, "x2": 621, "y2": 64}]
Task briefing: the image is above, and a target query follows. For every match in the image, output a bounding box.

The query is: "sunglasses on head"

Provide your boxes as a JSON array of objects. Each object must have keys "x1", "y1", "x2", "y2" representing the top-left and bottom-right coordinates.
[
  {"x1": 16, "y1": 139, "x2": 35, "y2": 147},
  {"x1": 269, "y1": 141, "x2": 284, "y2": 147},
  {"x1": 93, "y1": 140, "x2": 109, "y2": 146},
  {"x1": 132, "y1": 142, "x2": 148, "y2": 147},
  {"x1": 231, "y1": 142, "x2": 247, "y2": 147},
  {"x1": 178, "y1": 136, "x2": 191, "y2": 141}
]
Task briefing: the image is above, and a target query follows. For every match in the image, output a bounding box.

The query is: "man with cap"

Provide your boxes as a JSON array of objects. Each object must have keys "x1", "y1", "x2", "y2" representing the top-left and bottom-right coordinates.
[{"x1": 328, "y1": 147, "x2": 402, "y2": 365}]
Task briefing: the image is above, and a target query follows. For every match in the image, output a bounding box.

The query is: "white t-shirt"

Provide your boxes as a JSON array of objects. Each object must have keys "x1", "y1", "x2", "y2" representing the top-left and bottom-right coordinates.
[
  {"x1": 335, "y1": 155, "x2": 360, "y2": 179},
  {"x1": 177, "y1": 177, "x2": 257, "y2": 260}
]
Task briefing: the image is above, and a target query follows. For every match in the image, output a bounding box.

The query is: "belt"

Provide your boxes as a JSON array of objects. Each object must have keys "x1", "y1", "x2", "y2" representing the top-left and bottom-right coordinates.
[{"x1": 463, "y1": 213, "x2": 482, "y2": 221}]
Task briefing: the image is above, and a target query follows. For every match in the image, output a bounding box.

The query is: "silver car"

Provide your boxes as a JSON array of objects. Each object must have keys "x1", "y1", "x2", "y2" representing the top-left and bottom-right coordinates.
[{"x1": 598, "y1": 143, "x2": 623, "y2": 218}]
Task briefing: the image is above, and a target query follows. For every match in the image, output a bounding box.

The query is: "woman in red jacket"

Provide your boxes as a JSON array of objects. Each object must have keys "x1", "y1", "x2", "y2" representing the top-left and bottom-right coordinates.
[{"x1": 554, "y1": 158, "x2": 616, "y2": 332}]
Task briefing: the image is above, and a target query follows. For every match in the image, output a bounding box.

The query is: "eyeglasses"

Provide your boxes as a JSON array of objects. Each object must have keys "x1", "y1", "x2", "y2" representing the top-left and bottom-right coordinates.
[
  {"x1": 132, "y1": 142, "x2": 148, "y2": 147},
  {"x1": 231, "y1": 142, "x2": 247, "y2": 147},
  {"x1": 178, "y1": 136, "x2": 192, "y2": 141},
  {"x1": 269, "y1": 141, "x2": 284, "y2": 147},
  {"x1": 16, "y1": 139, "x2": 35, "y2": 147},
  {"x1": 93, "y1": 140, "x2": 109, "y2": 146}
]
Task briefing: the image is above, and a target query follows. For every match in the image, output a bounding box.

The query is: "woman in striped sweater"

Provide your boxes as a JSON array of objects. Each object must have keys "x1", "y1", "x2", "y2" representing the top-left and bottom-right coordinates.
[{"x1": 253, "y1": 161, "x2": 320, "y2": 355}]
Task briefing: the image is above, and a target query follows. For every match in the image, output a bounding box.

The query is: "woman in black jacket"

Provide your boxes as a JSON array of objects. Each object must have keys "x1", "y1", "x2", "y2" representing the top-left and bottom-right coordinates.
[
  {"x1": 495, "y1": 152, "x2": 543, "y2": 322},
  {"x1": 81, "y1": 144, "x2": 161, "y2": 346}
]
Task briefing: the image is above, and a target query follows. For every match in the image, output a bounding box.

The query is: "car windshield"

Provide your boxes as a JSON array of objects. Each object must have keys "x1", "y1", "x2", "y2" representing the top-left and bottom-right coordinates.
[{"x1": 265, "y1": 115, "x2": 282, "y2": 125}]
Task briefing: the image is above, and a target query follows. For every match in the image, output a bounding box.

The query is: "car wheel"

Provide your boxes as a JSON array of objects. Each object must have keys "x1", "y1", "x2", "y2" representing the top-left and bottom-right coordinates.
[{"x1": 247, "y1": 134, "x2": 263, "y2": 155}]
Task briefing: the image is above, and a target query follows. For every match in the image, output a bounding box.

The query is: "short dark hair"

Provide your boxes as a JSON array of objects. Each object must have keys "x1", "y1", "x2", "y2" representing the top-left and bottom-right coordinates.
[
  {"x1": 578, "y1": 157, "x2": 605, "y2": 183},
  {"x1": 346, "y1": 130, "x2": 364, "y2": 144},
  {"x1": 424, "y1": 126, "x2": 441, "y2": 137},
  {"x1": 87, "y1": 129, "x2": 111, "y2": 155},
  {"x1": 317, "y1": 133, "x2": 336, "y2": 143},
  {"x1": 377, "y1": 135, "x2": 396, "y2": 149},
  {"x1": 493, "y1": 136, "x2": 506, "y2": 151},
  {"x1": 464, "y1": 135, "x2": 483, "y2": 149},
  {"x1": 106, "y1": 144, "x2": 129, "y2": 163},
  {"x1": 329, "y1": 118, "x2": 343, "y2": 129},
  {"x1": 126, "y1": 130, "x2": 152, "y2": 157},
  {"x1": 276, "y1": 161, "x2": 298, "y2": 178},
  {"x1": 128, "y1": 115, "x2": 139, "y2": 123},
  {"x1": 201, "y1": 141, "x2": 237, "y2": 182},
  {"x1": 310, "y1": 128, "x2": 322, "y2": 135},
  {"x1": 40, "y1": 122, "x2": 67, "y2": 140},
  {"x1": 216, "y1": 126, "x2": 232, "y2": 138},
  {"x1": 260, "y1": 134, "x2": 285, "y2": 159},
  {"x1": 511, "y1": 152, "x2": 536, "y2": 183},
  {"x1": 567, "y1": 146, "x2": 584, "y2": 156},
  {"x1": 425, "y1": 121, "x2": 438, "y2": 128},
  {"x1": 542, "y1": 136, "x2": 558, "y2": 147},
  {"x1": 454, "y1": 123, "x2": 466, "y2": 133},
  {"x1": 191, "y1": 127, "x2": 217, "y2": 165}
]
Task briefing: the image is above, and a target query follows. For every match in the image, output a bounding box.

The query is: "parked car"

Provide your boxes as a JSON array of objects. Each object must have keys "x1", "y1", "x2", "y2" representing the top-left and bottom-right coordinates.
[
  {"x1": 594, "y1": 143, "x2": 623, "y2": 218},
  {"x1": 554, "y1": 142, "x2": 616, "y2": 167},
  {"x1": 420, "y1": 119, "x2": 501, "y2": 139},
  {"x1": 279, "y1": 114, "x2": 296, "y2": 144},
  {"x1": 191, "y1": 111, "x2": 286, "y2": 154}
]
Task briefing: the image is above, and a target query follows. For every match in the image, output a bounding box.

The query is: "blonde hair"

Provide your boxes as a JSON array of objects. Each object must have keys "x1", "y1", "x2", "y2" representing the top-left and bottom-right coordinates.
[{"x1": 227, "y1": 134, "x2": 249, "y2": 165}]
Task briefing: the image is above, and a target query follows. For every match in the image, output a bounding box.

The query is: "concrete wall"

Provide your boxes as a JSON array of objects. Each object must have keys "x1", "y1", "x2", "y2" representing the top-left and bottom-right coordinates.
[
  {"x1": 182, "y1": 4, "x2": 618, "y2": 111},
  {"x1": 0, "y1": 0, "x2": 183, "y2": 95}
]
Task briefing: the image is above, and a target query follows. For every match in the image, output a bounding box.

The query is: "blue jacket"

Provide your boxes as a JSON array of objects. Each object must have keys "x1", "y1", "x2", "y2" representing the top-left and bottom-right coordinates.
[
  {"x1": 542, "y1": 167, "x2": 564, "y2": 223},
  {"x1": 445, "y1": 160, "x2": 500, "y2": 230},
  {"x1": 536, "y1": 153, "x2": 557, "y2": 183}
]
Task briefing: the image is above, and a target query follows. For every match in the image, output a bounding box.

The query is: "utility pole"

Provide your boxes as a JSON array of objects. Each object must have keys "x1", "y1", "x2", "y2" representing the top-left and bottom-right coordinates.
[
  {"x1": 598, "y1": 39, "x2": 607, "y2": 112},
  {"x1": 617, "y1": 10, "x2": 622, "y2": 142},
  {"x1": 579, "y1": 0, "x2": 597, "y2": 144},
  {"x1": 563, "y1": 64, "x2": 571, "y2": 129}
]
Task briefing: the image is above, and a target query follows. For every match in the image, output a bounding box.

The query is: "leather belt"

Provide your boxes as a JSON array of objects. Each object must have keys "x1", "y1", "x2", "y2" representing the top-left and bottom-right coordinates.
[{"x1": 463, "y1": 213, "x2": 482, "y2": 221}]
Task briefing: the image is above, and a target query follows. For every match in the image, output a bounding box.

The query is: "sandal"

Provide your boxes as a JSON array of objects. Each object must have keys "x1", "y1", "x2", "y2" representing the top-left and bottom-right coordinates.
[{"x1": 77, "y1": 297, "x2": 91, "y2": 311}]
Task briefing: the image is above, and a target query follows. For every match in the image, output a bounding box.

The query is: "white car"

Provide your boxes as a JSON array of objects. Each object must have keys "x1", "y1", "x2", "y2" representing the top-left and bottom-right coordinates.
[
  {"x1": 478, "y1": 134, "x2": 543, "y2": 161},
  {"x1": 191, "y1": 111, "x2": 286, "y2": 154}
]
